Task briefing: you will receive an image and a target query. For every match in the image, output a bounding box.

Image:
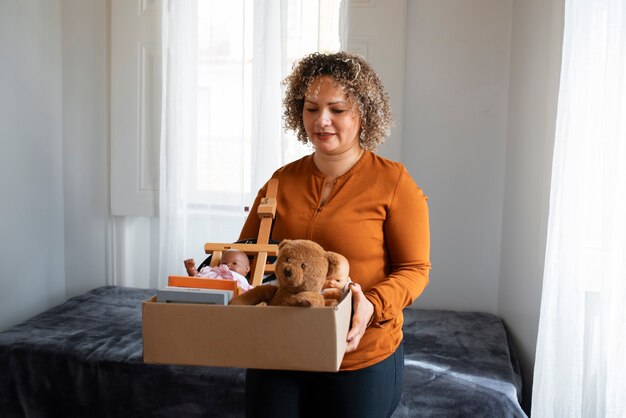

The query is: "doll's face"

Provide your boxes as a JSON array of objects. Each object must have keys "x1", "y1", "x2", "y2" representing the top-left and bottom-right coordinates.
[
  {"x1": 323, "y1": 274, "x2": 347, "y2": 289},
  {"x1": 221, "y1": 251, "x2": 250, "y2": 276}
]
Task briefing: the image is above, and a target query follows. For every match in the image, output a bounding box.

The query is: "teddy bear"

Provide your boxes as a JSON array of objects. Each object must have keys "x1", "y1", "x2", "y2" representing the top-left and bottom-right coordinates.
[{"x1": 229, "y1": 239, "x2": 349, "y2": 307}]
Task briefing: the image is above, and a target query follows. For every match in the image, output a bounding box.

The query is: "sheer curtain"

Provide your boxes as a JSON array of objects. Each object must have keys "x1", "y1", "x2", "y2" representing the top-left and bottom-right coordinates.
[
  {"x1": 532, "y1": 0, "x2": 626, "y2": 417},
  {"x1": 158, "y1": 0, "x2": 346, "y2": 286}
]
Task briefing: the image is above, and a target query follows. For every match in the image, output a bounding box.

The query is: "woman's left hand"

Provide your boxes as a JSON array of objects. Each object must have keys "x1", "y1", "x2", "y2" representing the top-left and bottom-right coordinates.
[{"x1": 345, "y1": 282, "x2": 374, "y2": 353}]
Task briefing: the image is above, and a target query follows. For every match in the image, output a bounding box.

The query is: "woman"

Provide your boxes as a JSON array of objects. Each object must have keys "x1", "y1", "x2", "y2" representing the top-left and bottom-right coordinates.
[{"x1": 240, "y1": 51, "x2": 430, "y2": 418}]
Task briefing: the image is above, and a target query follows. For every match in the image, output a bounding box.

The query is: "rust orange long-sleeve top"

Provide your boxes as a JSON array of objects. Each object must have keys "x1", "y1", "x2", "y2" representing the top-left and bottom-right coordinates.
[{"x1": 240, "y1": 150, "x2": 431, "y2": 370}]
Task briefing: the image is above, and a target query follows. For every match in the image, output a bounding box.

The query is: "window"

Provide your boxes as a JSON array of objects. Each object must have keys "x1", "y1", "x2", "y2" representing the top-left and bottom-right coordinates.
[
  {"x1": 157, "y1": 0, "x2": 345, "y2": 279},
  {"x1": 189, "y1": 0, "x2": 343, "y2": 212}
]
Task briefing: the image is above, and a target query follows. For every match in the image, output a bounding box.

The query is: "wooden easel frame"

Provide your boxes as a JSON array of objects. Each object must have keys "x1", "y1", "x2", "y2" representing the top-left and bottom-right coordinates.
[{"x1": 203, "y1": 179, "x2": 279, "y2": 287}]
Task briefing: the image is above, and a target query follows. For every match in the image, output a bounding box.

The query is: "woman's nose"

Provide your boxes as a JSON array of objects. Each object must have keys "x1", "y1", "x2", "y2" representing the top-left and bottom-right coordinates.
[{"x1": 317, "y1": 110, "x2": 332, "y2": 126}]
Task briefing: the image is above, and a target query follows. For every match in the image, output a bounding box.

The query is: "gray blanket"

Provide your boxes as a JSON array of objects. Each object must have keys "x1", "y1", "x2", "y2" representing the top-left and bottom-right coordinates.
[
  {"x1": 395, "y1": 309, "x2": 526, "y2": 417},
  {"x1": 0, "y1": 286, "x2": 525, "y2": 417}
]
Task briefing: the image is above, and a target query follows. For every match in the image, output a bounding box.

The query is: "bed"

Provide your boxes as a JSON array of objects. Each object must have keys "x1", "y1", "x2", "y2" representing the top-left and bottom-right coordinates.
[{"x1": 0, "y1": 286, "x2": 526, "y2": 417}]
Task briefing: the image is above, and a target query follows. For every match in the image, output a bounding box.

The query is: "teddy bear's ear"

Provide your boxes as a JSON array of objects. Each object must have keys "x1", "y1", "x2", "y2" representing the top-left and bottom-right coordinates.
[{"x1": 278, "y1": 239, "x2": 291, "y2": 252}]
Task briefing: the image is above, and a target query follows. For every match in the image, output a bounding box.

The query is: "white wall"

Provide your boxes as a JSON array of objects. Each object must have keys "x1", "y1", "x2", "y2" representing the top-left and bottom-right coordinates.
[
  {"x1": 347, "y1": 1, "x2": 407, "y2": 163},
  {"x1": 0, "y1": 0, "x2": 110, "y2": 331},
  {"x1": 61, "y1": 0, "x2": 110, "y2": 298},
  {"x1": 403, "y1": 0, "x2": 513, "y2": 314},
  {"x1": 0, "y1": 0, "x2": 67, "y2": 331},
  {"x1": 498, "y1": 0, "x2": 564, "y2": 410},
  {"x1": 402, "y1": 0, "x2": 565, "y2": 411}
]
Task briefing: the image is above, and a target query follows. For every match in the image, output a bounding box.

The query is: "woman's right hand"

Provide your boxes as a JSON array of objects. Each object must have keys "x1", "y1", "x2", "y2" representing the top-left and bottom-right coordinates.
[{"x1": 345, "y1": 282, "x2": 374, "y2": 353}]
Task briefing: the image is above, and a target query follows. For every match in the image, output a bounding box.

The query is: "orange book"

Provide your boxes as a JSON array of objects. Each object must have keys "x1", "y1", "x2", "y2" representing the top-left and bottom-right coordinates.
[{"x1": 167, "y1": 276, "x2": 240, "y2": 295}]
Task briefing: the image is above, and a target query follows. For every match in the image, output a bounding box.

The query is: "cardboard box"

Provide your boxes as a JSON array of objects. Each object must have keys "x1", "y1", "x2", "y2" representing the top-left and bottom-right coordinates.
[{"x1": 142, "y1": 290, "x2": 352, "y2": 372}]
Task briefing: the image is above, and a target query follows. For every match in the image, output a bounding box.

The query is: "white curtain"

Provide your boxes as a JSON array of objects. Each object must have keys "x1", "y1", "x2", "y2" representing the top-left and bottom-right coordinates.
[
  {"x1": 158, "y1": 0, "x2": 197, "y2": 288},
  {"x1": 532, "y1": 1, "x2": 626, "y2": 417},
  {"x1": 158, "y1": 0, "x2": 346, "y2": 286}
]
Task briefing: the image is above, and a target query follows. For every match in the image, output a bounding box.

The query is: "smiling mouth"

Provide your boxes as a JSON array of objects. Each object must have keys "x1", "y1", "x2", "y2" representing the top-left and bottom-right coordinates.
[{"x1": 316, "y1": 132, "x2": 335, "y2": 140}]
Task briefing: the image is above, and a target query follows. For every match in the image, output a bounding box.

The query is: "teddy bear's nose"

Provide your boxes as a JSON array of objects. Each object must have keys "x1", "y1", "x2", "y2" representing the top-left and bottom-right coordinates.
[{"x1": 283, "y1": 267, "x2": 292, "y2": 278}]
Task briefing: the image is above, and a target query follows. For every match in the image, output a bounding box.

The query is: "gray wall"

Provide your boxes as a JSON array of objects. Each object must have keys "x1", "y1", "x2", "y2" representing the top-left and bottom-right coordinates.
[
  {"x1": 0, "y1": 0, "x2": 110, "y2": 331},
  {"x1": 402, "y1": 0, "x2": 564, "y2": 411},
  {"x1": 0, "y1": 0, "x2": 67, "y2": 331},
  {"x1": 61, "y1": 0, "x2": 110, "y2": 298},
  {"x1": 498, "y1": 0, "x2": 564, "y2": 410},
  {"x1": 404, "y1": 0, "x2": 513, "y2": 315}
]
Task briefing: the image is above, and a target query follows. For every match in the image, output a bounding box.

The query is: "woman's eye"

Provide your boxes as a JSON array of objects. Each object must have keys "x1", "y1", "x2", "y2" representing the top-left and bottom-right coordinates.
[
  {"x1": 331, "y1": 109, "x2": 346, "y2": 114},
  {"x1": 305, "y1": 108, "x2": 318, "y2": 113}
]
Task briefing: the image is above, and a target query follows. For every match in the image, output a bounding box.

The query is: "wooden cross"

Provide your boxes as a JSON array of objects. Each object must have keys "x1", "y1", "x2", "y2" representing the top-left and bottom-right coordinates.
[{"x1": 203, "y1": 179, "x2": 279, "y2": 287}]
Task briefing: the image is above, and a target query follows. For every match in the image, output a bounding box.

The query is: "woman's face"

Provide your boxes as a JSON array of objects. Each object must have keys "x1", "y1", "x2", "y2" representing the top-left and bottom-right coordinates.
[{"x1": 302, "y1": 76, "x2": 362, "y2": 157}]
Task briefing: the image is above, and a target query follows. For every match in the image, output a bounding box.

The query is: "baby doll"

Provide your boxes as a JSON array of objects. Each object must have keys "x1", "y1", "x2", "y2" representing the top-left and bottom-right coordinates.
[
  {"x1": 184, "y1": 249, "x2": 253, "y2": 291},
  {"x1": 322, "y1": 251, "x2": 350, "y2": 306}
]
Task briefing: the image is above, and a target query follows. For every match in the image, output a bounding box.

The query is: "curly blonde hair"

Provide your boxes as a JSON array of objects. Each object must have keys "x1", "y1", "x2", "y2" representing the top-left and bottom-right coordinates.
[{"x1": 282, "y1": 51, "x2": 392, "y2": 151}]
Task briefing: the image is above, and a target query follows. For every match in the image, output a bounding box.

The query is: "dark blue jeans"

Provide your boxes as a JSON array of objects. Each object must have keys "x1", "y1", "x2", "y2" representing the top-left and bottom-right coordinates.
[{"x1": 245, "y1": 343, "x2": 404, "y2": 418}]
